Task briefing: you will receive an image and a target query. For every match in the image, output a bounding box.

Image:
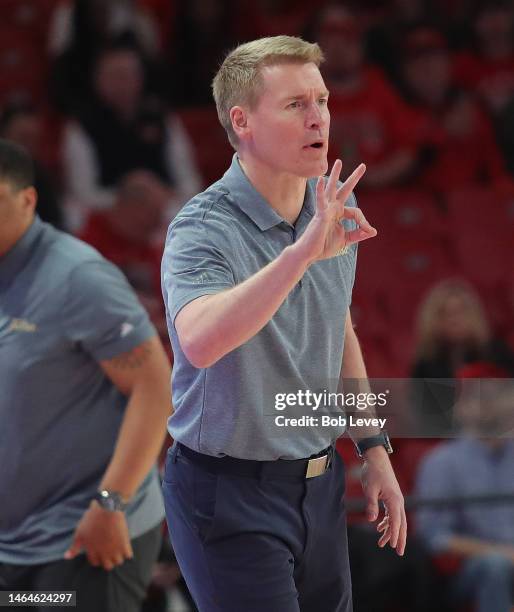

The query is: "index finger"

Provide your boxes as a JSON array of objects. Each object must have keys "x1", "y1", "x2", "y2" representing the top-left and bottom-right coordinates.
[
  {"x1": 336, "y1": 163, "x2": 366, "y2": 205},
  {"x1": 325, "y1": 159, "x2": 342, "y2": 202}
]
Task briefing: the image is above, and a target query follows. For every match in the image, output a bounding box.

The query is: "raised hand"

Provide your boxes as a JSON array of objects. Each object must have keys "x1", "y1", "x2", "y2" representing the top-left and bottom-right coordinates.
[{"x1": 298, "y1": 160, "x2": 377, "y2": 264}]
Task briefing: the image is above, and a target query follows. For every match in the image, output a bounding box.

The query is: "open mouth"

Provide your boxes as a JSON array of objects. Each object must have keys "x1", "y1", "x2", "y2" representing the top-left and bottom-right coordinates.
[{"x1": 305, "y1": 141, "x2": 324, "y2": 149}]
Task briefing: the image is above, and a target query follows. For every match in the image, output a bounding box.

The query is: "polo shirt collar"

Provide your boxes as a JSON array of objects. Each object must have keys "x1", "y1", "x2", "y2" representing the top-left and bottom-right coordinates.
[
  {"x1": 222, "y1": 154, "x2": 315, "y2": 231},
  {"x1": 0, "y1": 216, "x2": 44, "y2": 291}
]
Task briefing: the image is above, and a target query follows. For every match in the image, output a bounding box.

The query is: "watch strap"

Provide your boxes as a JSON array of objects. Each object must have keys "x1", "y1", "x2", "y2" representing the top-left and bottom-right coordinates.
[{"x1": 356, "y1": 431, "x2": 393, "y2": 458}]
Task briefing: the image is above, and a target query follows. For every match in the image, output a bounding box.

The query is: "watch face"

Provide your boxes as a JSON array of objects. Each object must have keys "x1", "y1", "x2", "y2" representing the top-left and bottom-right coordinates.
[{"x1": 96, "y1": 491, "x2": 123, "y2": 511}]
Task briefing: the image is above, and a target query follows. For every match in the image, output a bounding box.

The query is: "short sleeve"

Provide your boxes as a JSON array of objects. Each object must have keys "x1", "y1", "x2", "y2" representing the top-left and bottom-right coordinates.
[
  {"x1": 161, "y1": 216, "x2": 236, "y2": 324},
  {"x1": 63, "y1": 260, "x2": 156, "y2": 360}
]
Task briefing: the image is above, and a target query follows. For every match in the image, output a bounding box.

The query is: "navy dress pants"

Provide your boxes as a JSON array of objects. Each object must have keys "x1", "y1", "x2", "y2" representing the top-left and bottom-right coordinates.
[{"x1": 162, "y1": 443, "x2": 353, "y2": 612}]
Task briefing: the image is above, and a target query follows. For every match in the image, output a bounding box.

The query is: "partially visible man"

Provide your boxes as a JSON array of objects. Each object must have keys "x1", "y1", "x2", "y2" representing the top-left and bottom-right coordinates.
[
  {"x1": 162, "y1": 35, "x2": 406, "y2": 612},
  {"x1": 0, "y1": 140, "x2": 171, "y2": 612},
  {"x1": 415, "y1": 366, "x2": 514, "y2": 612}
]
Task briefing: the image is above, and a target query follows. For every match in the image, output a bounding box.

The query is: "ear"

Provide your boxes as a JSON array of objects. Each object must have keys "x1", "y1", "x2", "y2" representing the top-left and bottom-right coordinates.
[
  {"x1": 230, "y1": 106, "x2": 250, "y2": 141},
  {"x1": 20, "y1": 186, "x2": 38, "y2": 214}
]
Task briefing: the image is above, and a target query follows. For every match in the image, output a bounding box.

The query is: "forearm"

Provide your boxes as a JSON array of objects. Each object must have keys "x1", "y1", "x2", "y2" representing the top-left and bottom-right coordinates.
[
  {"x1": 99, "y1": 379, "x2": 171, "y2": 499},
  {"x1": 341, "y1": 324, "x2": 382, "y2": 441},
  {"x1": 445, "y1": 535, "x2": 514, "y2": 562},
  {"x1": 179, "y1": 242, "x2": 311, "y2": 368}
]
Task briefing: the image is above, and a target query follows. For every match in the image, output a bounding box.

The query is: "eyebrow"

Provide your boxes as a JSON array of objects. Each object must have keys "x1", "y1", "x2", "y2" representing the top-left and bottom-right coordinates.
[{"x1": 282, "y1": 90, "x2": 330, "y2": 102}]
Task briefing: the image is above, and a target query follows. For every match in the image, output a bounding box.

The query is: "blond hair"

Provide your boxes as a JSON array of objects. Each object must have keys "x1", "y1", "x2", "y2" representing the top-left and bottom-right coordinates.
[
  {"x1": 415, "y1": 279, "x2": 491, "y2": 360},
  {"x1": 212, "y1": 35, "x2": 324, "y2": 148}
]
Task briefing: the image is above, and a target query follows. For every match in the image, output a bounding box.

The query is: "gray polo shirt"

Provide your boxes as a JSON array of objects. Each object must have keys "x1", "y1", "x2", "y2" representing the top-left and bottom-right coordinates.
[
  {"x1": 162, "y1": 155, "x2": 358, "y2": 460},
  {"x1": 0, "y1": 217, "x2": 164, "y2": 564}
]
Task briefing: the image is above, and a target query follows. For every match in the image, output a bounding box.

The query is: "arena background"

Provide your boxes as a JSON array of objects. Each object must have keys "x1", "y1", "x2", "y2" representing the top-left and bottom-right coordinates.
[{"x1": 1, "y1": 1, "x2": 513, "y2": 610}]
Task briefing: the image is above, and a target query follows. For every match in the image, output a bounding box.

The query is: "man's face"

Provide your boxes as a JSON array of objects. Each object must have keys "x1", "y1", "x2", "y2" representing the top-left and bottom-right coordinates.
[
  {"x1": 0, "y1": 180, "x2": 35, "y2": 257},
  {"x1": 95, "y1": 51, "x2": 144, "y2": 111},
  {"x1": 243, "y1": 62, "x2": 330, "y2": 178}
]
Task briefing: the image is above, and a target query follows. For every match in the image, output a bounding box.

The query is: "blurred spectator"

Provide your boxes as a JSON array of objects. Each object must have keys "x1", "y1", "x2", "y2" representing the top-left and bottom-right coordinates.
[
  {"x1": 400, "y1": 27, "x2": 511, "y2": 193},
  {"x1": 49, "y1": 0, "x2": 161, "y2": 114},
  {"x1": 415, "y1": 370, "x2": 514, "y2": 612},
  {"x1": 316, "y1": 6, "x2": 418, "y2": 188},
  {"x1": 62, "y1": 42, "x2": 201, "y2": 230},
  {"x1": 168, "y1": 0, "x2": 237, "y2": 107},
  {"x1": 453, "y1": 1, "x2": 514, "y2": 116},
  {"x1": 0, "y1": 103, "x2": 63, "y2": 229},
  {"x1": 366, "y1": 0, "x2": 435, "y2": 86},
  {"x1": 410, "y1": 279, "x2": 514, "y2": 435},
  {"x1": 79, "y1": 169, "x2": 170, "y2": 344},
  {"x1": 236, "y1": 0, "x2": 320, "y2": 40}
]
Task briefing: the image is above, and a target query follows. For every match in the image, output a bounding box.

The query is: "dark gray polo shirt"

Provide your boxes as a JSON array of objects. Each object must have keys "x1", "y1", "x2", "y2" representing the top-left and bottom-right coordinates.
[
  {"x1": 0, "y1": 217, "x2": 164, "y2": 564},
  {"x1": 162, "y1": 155, "x2": 358, "y2": 460}
]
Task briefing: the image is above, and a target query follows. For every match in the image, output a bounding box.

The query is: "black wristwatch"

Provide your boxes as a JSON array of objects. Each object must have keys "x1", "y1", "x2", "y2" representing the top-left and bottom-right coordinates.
[
  {"x1": 93, "y1": 490, "x2": 128, "y2": 512},
  {"x1": 356, "y1": 430, "x2": 393, "y2": 458}
]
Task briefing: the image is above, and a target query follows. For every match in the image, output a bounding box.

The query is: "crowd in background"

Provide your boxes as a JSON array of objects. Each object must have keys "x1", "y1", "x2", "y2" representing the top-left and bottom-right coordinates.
[{"x1": 1, "y1": 1, "x2": 514, "y2": 610}]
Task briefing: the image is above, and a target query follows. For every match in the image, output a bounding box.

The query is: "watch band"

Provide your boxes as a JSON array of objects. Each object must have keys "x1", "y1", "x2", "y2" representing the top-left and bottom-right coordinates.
[
  {"x1": 356, "y1": 430, "x2": 393, "y2": 458},
  {"x1": 94, "y1": 490, "x2": 128, "y2": 512}
]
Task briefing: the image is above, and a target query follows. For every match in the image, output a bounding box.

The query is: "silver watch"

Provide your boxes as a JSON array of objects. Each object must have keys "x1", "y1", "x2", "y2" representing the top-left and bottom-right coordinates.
[{"x1": 94, "y1": 490, "x2": 128, "y2": 512}]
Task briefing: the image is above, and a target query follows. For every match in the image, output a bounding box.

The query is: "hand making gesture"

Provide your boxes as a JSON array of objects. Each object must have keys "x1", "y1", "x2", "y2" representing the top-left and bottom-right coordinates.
[{"x1": 299, "y1": 160, "x2": 376, "y2": 263}]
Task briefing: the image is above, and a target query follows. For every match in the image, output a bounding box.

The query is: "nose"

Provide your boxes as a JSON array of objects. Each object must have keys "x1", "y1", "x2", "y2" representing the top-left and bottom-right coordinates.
[{"x1": 305, "y1": 101, "x2": 327, "y2": 130}]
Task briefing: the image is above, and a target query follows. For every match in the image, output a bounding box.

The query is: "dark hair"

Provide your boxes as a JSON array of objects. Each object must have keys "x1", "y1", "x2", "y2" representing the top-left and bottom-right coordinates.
[
  {"x1": 0, "y1": 139, "x2": 34, "y2": 190},
  {"x1": 0, "y1": 102, "x2": 36, "y2": 135}
]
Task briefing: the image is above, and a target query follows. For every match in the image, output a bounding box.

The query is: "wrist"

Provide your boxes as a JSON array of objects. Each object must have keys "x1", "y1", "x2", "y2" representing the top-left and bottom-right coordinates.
[
  {"x1": 361, "y1": 445, "x2": 389, "y2": 462},
  {"x1": 287, "y1": 240, "x2": 316, "y2": 269},
  {"x1": 93, "y1": 489, "x2": 128, "y2": 512}
]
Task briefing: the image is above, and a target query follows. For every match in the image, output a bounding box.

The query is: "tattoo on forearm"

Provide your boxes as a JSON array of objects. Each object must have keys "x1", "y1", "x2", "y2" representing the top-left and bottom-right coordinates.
[{"x1": 109, "y1": 340, "x2": 153, "y2": 370}]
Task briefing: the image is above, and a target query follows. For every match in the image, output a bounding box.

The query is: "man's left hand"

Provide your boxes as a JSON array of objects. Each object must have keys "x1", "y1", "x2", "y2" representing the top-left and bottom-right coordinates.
[
  {"x1": 64, "y1": 502, "x2": 134, "y2": 570},
  {"x1": 361, "y1": 447, "x2": 407, "y2": 556}
]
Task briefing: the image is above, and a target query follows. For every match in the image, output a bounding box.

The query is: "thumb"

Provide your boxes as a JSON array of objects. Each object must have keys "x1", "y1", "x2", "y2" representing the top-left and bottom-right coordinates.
[
  {"x1": 64, "y1": 534, "x2": 83, "y2": 560},
  {"x1": 366, "y1": 496, "x2": 379, "y2": 522}
]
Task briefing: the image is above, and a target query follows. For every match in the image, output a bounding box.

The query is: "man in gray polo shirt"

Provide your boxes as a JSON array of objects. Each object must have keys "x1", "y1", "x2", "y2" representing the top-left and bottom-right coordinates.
[
  {"x1": 162, "y1": 36, "x2": 406, "y2": 611},
  {"x1": 0, "y1": 140, "x2": 171, "y2": 611}
]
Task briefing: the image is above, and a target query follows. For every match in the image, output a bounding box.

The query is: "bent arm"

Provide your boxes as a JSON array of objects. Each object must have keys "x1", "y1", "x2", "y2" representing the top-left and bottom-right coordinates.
[
  {"x1": 175, "y1": 242, "x2": 310, "y2": 368},
  {"x1": 98, "y1": 335, "x2": 172, "y2": 499}
]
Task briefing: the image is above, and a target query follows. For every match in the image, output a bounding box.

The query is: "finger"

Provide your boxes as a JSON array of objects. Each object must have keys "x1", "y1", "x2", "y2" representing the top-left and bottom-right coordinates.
[
  {"x1": 396, "y1": 508, "x2": 408, "y2": 556},
  {"x1": 86, "y1": 551, "x2": 101, "y2": 567},
  {"x1": 113, "y1": 555, "x2": 125, "y2": 567},
  {"x1": 341, "y1": 206, "x2": 376, "y2": 233},
  {"x1": 102, "y1": 559, "x2": 115, "y2": 571},
  {"x1": 387, "y1": 500, "x2": 402, "y2": 549},
  {"x1": 377, "y1": 517, "x2": 389, "y2": 532},
  {"x1": 64, "y1": 536, "x2": 83, "y2": 560},
  {"x1": 378, "y1": 526, "x2": 392, "y2": 548},
  {"x1": 336, "y1": 163, "x2": 366, "y2": 203},
  {"x1": 316, "y1": 176, "x2": 327, "y2": 213},
  {"x1": 325, "y1": 159, "x2": 342, "y2": 203},
  {"x1": 124, "y1": 541, "x2": 134, "y2": 560},
  {"x1": 344, "y1": 226, "x2": 377, "y2": 245}
]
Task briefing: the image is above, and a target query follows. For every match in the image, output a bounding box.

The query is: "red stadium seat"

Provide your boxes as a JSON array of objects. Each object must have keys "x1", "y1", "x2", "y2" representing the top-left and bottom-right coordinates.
[
  {"x1": 445, "y1": 187, "x2": 514, "y2": 290},
  {"x1": 384, "y1": 237, "x2": 457, "y2": 327},
  {"x1": 0, "y1": 31, "x2": 48, "y2": 105},
  {"x1": 359, "y1": 189, "x2": 446, "y2": 241}
]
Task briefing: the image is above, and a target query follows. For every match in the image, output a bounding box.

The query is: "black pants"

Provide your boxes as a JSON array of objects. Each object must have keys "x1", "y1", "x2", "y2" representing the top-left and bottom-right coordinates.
[
  {"x1": 163, "y1": 443, "x2": 353, "y2": 612},
  {"x1": 0, "y1": 524, "x2": 162, "y2": 612}
]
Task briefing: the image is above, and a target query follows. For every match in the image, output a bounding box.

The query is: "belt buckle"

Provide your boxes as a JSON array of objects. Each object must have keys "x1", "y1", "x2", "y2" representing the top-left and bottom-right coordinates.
[{"x1": 306, "y1": 454, "x2": 328, "y2": 479}]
